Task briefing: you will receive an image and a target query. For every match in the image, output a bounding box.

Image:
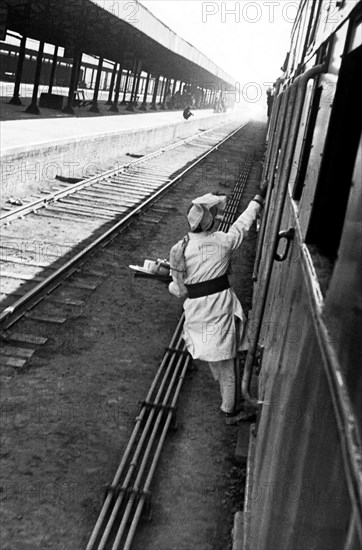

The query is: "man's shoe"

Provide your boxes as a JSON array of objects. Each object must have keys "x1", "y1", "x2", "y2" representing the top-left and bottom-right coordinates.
[
  {"x1": 225, "y1": 405, "x2": 244, "y2": 425},
  {"x1": 225, "y1": 407, "x2": 256, "y2": 426}
]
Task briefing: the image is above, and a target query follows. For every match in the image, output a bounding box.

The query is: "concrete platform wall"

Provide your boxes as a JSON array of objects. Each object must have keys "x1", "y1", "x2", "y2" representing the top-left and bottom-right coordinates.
[{"x1": 1, "y1": 112, "x2": 233, "y2": 199}]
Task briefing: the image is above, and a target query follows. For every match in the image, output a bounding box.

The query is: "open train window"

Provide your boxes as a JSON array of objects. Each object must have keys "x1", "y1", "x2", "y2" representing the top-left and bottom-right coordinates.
[
  {"x1": 306, "y1": 0, "x2": 323, "y2": 49},
  {"x1": 293, "y1": 40, "x2": 330, "y2": 201},
  {"x1": 292, "y1": 83, "x2": 322, "y2": 201},
  {"x1": 306, "y1": 41, "x2": 362, "y2": 294}
]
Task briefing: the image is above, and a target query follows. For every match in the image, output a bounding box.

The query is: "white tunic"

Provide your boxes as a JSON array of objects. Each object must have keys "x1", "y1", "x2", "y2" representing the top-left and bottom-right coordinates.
[{"x1": 169, "y1": 201, "x2": 261, "y2": 361}]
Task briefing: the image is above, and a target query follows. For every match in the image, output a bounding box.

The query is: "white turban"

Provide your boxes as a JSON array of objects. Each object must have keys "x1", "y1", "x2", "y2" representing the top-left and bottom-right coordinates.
[
  {"x1": 187, "y1": 193, "x2": 227, "y2": 232},
  {"x1": 187, "y1": 204, "x2": 214, "y2": 231}
]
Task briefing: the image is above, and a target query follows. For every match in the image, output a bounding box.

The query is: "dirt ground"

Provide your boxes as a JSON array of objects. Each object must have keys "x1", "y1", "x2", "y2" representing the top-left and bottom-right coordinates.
[{"x1": 0, "y1": 121, "x2": 266, "y2": 550}]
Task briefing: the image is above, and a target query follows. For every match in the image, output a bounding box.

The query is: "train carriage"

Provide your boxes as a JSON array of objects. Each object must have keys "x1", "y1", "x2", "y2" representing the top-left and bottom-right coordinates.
[{"x1": 241, "y1": 1, "x2": 362, "y2": 548}]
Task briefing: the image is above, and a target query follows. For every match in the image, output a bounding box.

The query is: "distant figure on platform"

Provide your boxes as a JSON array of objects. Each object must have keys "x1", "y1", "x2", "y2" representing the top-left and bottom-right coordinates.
[{"x1": 183, "y1": 106, "x2": 194, "y2": 120}]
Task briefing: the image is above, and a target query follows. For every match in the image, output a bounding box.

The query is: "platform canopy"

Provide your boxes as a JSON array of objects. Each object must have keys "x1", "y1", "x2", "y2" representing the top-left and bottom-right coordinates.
[{"x1": 3, "y1": 0, "x2": 235, "y2": 89}]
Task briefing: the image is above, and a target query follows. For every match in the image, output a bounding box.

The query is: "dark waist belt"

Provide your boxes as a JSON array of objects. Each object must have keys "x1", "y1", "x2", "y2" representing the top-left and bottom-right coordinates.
[{"x1": 185, "y1": 274, "x2": 230, "y2": 299}]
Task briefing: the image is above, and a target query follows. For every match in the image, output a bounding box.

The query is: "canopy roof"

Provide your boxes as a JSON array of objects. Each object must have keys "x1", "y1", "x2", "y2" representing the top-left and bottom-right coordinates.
[{"x1": 4, "y1": 0, "x2": 235, "y2": 88}]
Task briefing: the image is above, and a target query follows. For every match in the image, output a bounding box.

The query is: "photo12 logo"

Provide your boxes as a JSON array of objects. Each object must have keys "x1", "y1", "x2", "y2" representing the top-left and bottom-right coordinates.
[
  {"x1": 202, "y1": 2, "x2": 299, "y2": 24},
  {"x1": 100, "y1": 1, "x2": 140, "y2": 24}
]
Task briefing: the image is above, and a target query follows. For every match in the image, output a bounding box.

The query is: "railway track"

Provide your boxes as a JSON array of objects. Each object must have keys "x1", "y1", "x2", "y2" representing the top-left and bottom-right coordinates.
[
  {"x1": 85, "y1": 153, "x2": 255, "y2": 550},
  {"x1": 0, "y1": 119, "x2": 248, "y2": 367}
]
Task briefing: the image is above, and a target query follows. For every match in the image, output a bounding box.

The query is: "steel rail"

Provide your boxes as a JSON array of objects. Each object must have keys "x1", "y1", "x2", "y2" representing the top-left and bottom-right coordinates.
[
  {"x1": 0, "y1": 120, "x2": 242, "y2": 225},
  {"x1": 86, "y1": 150, "x2": 256, "y2": 550},
  {"x1": 0, "y1": 122, "x2": 248, "y2": 330}
]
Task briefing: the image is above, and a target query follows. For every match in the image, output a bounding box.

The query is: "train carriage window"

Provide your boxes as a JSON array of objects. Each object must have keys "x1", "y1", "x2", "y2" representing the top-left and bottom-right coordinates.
[
  {"x1": 293, "y1": 83, "x2": 323, "y2": 201},
  {"x1": 306, "y1": 41, "x2": 362, "y2": 293},
  {"x1": 307, "y1": 0, "x2": 323, "y2": 49}
]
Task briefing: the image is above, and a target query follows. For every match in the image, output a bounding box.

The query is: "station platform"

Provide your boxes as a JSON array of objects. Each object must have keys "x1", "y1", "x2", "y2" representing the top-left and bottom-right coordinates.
[
  {"x1": 1, "y1": 88, "x2": 243, "y2": 199},
  {"x1": 1, "y1": 106, "x2": 218, "y2": 154}
]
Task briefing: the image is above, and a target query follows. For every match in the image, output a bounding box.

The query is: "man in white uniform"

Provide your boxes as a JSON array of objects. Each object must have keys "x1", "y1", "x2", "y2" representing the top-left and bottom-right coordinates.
[{"x1": 168, "y1": 187, "x2": 266, "y2": 424}]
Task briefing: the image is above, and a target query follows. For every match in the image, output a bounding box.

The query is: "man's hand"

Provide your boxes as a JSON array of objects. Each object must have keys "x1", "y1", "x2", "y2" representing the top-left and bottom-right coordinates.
[{"x1": 212, "y1": 191, "x2": 229, "y2": 196}]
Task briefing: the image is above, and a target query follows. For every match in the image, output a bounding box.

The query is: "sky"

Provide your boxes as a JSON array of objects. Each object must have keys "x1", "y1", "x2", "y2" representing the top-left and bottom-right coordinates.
[{"x1": 138, "y1": 0, "x2": 296, "y2": 88}]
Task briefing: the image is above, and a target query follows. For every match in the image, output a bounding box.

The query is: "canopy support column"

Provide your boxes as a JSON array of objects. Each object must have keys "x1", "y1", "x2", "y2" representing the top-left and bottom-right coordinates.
[
  {"x1": 48, "y1": 45, "x2": 59, "y2": 94},
  {"x1": 127, "y1": 61, "x2": 142, "y2": 111},
  {"x1": 109, "y1": 63, "x2": 122, "y2": 112},
  {"x1": 126, "y1": 60, "x2": 138, "y2": 110},
  {"x1": 106, "y1": 62, "x2": 118, "y2": 105},
  {"x1": 120, "y1": 70, "x2": 130, "y2": 105},
  {"x1": 170, "y1": 79, "x2": 177, "y2": 109},
  {"x1": 25, "y1": 40, "x2": 45, "y2": 115},
  {"x1": 9, "y1": 35, "x2": 26, "y2": 105},
  {"x1": 63, "y1": 50, "x2": 82, "y2": 114},
  {"x1": 89, "y1": 56, "x2": 103, "y2": 113},
  {"x1": 157, "y1": 77, "x2": 166, "y2": 106},
  {"x1": 150, "y1": 75, "x2": 159, "y2": 110},
  {"x1": 160, "y1": 77, "x2": 169, "y2": 110},
  {"x1": 139, "y1": 72, "x2": 151, "y2": 111}
]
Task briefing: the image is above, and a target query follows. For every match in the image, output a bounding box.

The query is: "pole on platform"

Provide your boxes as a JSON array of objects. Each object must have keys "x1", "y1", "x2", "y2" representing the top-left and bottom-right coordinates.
[
  {"x1": 160, "y1": 77, "x2": 169, "y2": 110},
  {"x1": 106, "y1": 62, "x2": 118, "y2": 105},
  {"x1": 129, "y1": 60, "x2": 138, "y2": 103},
  {"x1": 157, "y1": 77, "x2": 165, "y2": 106},
  {"x1": 126, "y1": 60, "x2": 140, "y2": 111},
  {"x1": 120, "y1": 70, "x2": 130, "y2": 105},
  {"x1": 25, "y1": 40, "x2": 44, "y2": 114},
  {"x1": 150, "y1": 75, "x2": 159, "y2": 111},
  {"x1": 200, "y1": 87, "x2": 205, "y2": 108},
  {"x1": 75, "y1": 55, "x2": 83, "y2": 93},
  {"x1": 210, "y1": 90, "x2": 215, "y2": 108},
  {"x1": 48, "y1": 45, "x2": 59, "y2": 94},
  {"x1": 90, "y1": 68, "x2": 95, "y2": 89},
  {"x1": 134, "y1": 72, "x2": 142, "y2": 104},
  {"x1": 170, "y1": 79, "x2": 177, "y2": 109},
  {"x1": 139, "y1": 72, "x2": 151, "y2": 111},
  {"x1": 89, "y1": 56, "x2": 103, "y2": 113},
  {"x1": 109, "y1": 63, "x2": 122, "y2": 112},
  {"x1": 103, "y1": 71, "x2": 108, "y2": 91},
  {"x1": 63, "y1": 50, "x2": 82, "y2": 114},
  {"x1": 9, "y1": 35, "x2": 26, "y2": 105}
]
